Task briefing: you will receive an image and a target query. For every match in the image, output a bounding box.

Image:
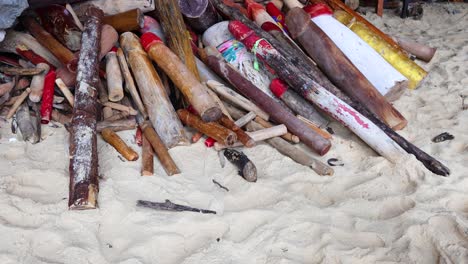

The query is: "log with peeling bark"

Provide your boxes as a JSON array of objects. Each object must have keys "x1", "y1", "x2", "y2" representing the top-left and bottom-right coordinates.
[
  {"x1": 103, "y1": 9, "x2": 144, "y2": 32},
  {"x1": 177, "y1": 109, "x2": 237, "y2": 147},
  {"x1": 68, "y1": 5, "x2": 103, "y2": 210},
  {"x1": 136, "y1": 115, "x2": 180, "y2": 176},
  {"x1": 120, "y1": 32, "x2": 188, "y2": 148},
  {"x1": 286, "y1": 8, "x2": 407, "y2": 130},
  {"x1": 179, "y1": 0, "x2": 220, "y2": 34},
  {"x1": 204, "y1": 50, "x2": 331, "y2": 156},
  {"x1": 141, "y1": 33, "x2": 222, "y2": 123},
  {"x1": 22, "y1": 17, "x2": 76, "y2": 71},
  {"x1": 101, "y1": 128, "x2": 139, "y2": 161},
  {"x1": 141, "y1": 134, "x2": 154, "y2": 176},
  {"x1": 105, "y1": 48, "x2": 124, "y2": 102}
]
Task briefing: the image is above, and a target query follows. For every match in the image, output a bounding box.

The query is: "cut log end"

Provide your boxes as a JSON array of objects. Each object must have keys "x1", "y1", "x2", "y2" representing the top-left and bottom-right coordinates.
[
  {"x1": 200, "y1": 106, "x2": 223, "y2": 122},
  {"x1": 69, "y1": 184, "x2": 98, "y2": 210}
]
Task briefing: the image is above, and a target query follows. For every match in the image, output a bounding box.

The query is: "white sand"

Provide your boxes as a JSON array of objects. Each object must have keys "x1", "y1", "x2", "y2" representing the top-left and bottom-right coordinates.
[{"x1": 0, "y1": 3, "x2": 467, "y2": 263}]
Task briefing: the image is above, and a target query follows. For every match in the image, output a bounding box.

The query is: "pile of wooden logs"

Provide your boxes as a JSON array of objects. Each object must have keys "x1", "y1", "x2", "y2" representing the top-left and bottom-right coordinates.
[{"x1": 0, "y1": 0, "x2": 448, "y2": 210}]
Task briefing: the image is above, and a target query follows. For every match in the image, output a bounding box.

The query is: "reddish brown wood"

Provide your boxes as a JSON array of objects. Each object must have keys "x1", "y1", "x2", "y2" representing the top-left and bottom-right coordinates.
[
  {"x1": 103, "y1": 9, "x2": 144, "y2": 32},
  {"x1": 101, "y1": 128, "x2": 139, "y2": 161},
  {"x1": 22, "y1": 16, "x2": 76, "y2": 70},
  {"x1": 219, "y1": 114, "x2": 255, "y2": 147},
  {"x1": 177, "y1": 109, "x2": 237, "y2": 146},
  {"x1": 68, "y1": 5, "x2": 103, "y2": 210},
  {"x1": 141, "y1": 134, "x2": 154, "y2": 176}
]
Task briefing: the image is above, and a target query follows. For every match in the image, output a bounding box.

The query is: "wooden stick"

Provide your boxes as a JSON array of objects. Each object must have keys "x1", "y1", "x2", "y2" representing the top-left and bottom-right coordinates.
[
  {"x1": 224, "y1": 149, "x2": 257, "y2": 182},
  {"x1": 177, "y1": 109, "x2": 237, "y2": 146},
  {"x1": 395, "y1": 37, "x2": 437, "y2": 63},
  {"x1": 219, "y1": 114, "x2": 255, "y2": 147},
  {"x1": 51, "y1": 109, "x2": 72, "y2": 124},
  {"x1": 0, "y1": 30, "x2": 62, "y2": 68},
  {"x1": 55, "y1": 78, "x2": 75, "y2": 107},
  {"x1": 153, "y1": 0, "x2": 201, "y2": 79},
  {"x1": 286, "y1": 8, "x2": 407, "y2": 130},
  {"x1": 116, "y1": 47, "x2": 147, "y2": 118},
  {"x1": 207, "y1": 88, "x2": 232, "y2": 120},
  {"x1": 16, "y1": 44, "x2": 56, "y2": 69},
  {"x1": 247, "y1": 121, "x2": 333, "y2": 176},
  {"x1": 22, "y1": 16, "x2": 76, "y2": 70},
  {"x1": 7, "y1": 88, "x2": 30, "y2": 119},
  {"x1": 296, "y1": 115, "x2": 332, "y2": 140},
  {"x1": 179, "y1": 0, "x2": 220, "y2": 34},
  {"x1": 29, "y1": 63, "x2": 50, "y2": 102},
  {"x1": 214, "y1": 124, "x2": 287, "y2": 150},
  {"x1": 103, "y1": 9, "x2": 144, "y2": 32},
  {"x1": 40, "y1": 70, "x2": 57, "y2": 124},
  {"x1": 254, "y1": 116, "x2": 300, "y2": 143},
  {"x1": 234, "y1": 111, "x2": 256, "y2": 127},
  {"x1": 205, "y1": 51, "x2": 331, "y2": 155},
  {"x1": 211, "y1": 0, "x2": 449, "y2": 175},
  {"x1": 99, "y1": 24, "x2": 119, "y2": 61},
  {"x1": 141, "y1": 33, "x2": 222, "y2": 122},
  {"x1": 137, "y1": 116, "x2": 180, "y2": 176},
  {"x1": 68, "y1": 5, "x2": 103, "y2": 210},
  {"x1": 0, "y1": 66, "x2": 45, "y2": 76},
  {"x1": 120, "y1": 32, "x2": 188, "y2": 148},
  {"x1": 101, "y1": 128, "x2": 139, "y2": 161},
  {"x1": 229, "y1": 20, "x2": 406, "y2": 162},
  {"x1": 141, "y1": 134, "x2": 154, "y2": 176},
  {"x1": 73, "y1": 0, "x2": 155, "y2": 15},
  {"x1": 105, "y1": 49, "x2": 124, "y2": 102},
  {"x1": 66, "y1": 3, "x2": 85, "y2": 31},
  {"x1": 207, "y1": 80, "x2": 269, "y2": 120},
  {"x1": 97, "y1": 118, "x2": 137, "y2": 132},
  {"x1": 16, "y1": 102, "x2": 40, "y2": 143},
  {"x1": 270, "y1": 78, "x2": 328, "y2": 128},
  {"x1": 102, "y1": 102, "x2": 137, "y2": 115},
  {"x1": 0, "y1": 81, "x2": 15, "y2": 97}
]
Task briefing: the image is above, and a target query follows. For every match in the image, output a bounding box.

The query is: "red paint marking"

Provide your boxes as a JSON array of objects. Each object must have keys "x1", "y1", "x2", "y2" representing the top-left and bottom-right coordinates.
[{"x1": 334, "y1": 98, "x2": 369, "y2": 129}]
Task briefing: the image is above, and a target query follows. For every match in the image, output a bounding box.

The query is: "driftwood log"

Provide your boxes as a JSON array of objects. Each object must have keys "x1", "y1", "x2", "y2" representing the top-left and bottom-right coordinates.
[
  {"x1": 120, "y1": 32, "x2": 188, "y2": 148},
  {"x1": 68, "y1": 5, "x2": 103, "y2": 210}
]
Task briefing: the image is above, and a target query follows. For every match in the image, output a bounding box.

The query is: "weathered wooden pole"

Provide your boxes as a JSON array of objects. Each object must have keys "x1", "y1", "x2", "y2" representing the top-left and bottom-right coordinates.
[
  {"x1": 68, "y1": 5, "x2": 103, "y2": 210},
  {"x1": 286, "y1": 7, "x2": 407, "y2": 130}
]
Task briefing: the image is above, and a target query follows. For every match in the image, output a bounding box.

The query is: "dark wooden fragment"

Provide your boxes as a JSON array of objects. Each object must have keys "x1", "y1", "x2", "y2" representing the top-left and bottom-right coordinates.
[
  {"x1": 178, "y1": 0, "x2": 220, "y2": 33},
  {"x1": 137, "y1": 199, "x2": 216, "y2": 214},
  {"x1": 224, "y1": 148, "x2": 257, "y2": 182},
  {"x1": 36, "y1": 4, "x2": 82, "y2": 51},
  {"x1": 103, "y1": 9, "x2": 144, "y2": 32}
]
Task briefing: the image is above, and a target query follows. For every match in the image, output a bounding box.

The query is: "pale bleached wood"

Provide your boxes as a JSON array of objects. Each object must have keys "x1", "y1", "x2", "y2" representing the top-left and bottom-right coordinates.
[
  {"x1": 29, "y1": 63, "x2": 50, "y2": 102},
  {"x1": 105, "y1": 51, "x2": 124, "y2": 102},
  {"x1": 55, "y1": 78, "x2": 75, "y2": 107},
  {"x1": 7, "y1": 88, "x2": 31, "y2": 119},
  {"x1": 214, "y1": 124, "x2": 287, "y2": 150}
]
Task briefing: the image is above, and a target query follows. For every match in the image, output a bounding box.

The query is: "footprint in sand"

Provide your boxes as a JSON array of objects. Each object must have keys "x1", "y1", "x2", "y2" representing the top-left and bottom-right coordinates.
[
  {"x1": 407, "y1": 225, "x2": 440, "y2": 264},
  {"x1": 331, "y1": 228, "x2": 385, "y2": 249},
  {"x1": 5, "y1": 169, "x2": 67, "y2": 204},
  {"x1": 427, "y1": 216, "x2": 468, "y2": 263},
  {"x1": 339, "y1": 197, "x2": 415, "y2": 220}
]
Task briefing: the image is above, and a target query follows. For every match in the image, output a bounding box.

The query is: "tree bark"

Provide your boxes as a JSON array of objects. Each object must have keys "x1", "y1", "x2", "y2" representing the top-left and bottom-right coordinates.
[{"x1": 68, "y1": 5, "x2": 103, "y2": 210}]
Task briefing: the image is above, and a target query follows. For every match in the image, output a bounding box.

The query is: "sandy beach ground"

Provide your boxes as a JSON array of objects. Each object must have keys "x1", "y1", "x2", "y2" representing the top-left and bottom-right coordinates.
[{"x1": 0, "y1": 3, "x2": 467, "y2": 264}]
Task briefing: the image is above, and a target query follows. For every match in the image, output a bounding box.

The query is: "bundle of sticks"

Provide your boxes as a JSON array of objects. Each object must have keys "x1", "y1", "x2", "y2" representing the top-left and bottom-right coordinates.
[{"x1": 0, "y1": 0, "x2": 447, "y2": 210}]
